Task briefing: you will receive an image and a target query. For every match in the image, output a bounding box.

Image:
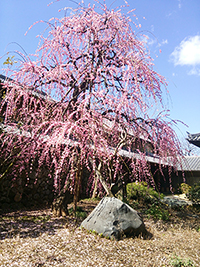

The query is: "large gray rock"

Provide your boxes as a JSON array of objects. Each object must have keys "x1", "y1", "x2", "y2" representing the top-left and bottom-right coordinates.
[{"x1": 81, "y1": 197, "x2": 146, "y2": 240}]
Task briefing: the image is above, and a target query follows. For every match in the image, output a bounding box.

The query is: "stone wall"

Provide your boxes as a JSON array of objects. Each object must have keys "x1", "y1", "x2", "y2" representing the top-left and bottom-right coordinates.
[
  {"x1": 0, "y1": 161, "x2": 91, "y2": 210},
  {"x1": 0, "y1": 165, "x2": 55, "y2": 209}
]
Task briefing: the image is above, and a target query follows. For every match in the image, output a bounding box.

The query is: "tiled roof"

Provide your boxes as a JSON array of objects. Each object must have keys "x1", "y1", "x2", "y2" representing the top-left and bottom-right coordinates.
[
  {"x1": 0, "y1": 74, "x2": 13, "y2": 83},
  {"x1": 0, "y1": 74, "x2": 53, "y2": 101},
  {"x1": 0, "y1": 74, "x2": 8, "y2": 81},
  {"x1": 177, "y1": 156, "x2": 200, "y2": 171},
  {"x1": 187, "y1": 132, "x2": 200, "y2": 148}
]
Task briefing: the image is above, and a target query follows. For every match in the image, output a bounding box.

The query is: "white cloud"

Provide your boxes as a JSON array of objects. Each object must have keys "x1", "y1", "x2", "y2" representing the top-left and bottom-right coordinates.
[
  {"x1": 158, "y1": 39, "x2": 168, "y2": 47},
  {"x1": 178, "y1": 0, "x2": 182, "y2": 9},
  {"x1": 162, "y1": 39, "x2": 168, "y2": 45},
  {"x1": 170, "y1": 35, "x2": 200, "y2": 66},
  {"x1": 188, "y1": 67, "x2": 200, "y2": 76},
  {"x1": 147, "y1": 37, "x2": 157, "y2": 46}
]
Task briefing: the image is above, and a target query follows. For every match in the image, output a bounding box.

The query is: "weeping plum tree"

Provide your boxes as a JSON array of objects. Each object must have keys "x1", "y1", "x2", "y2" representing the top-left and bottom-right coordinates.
[{"x1": 0, "y1": 2, "x2": 183, "y2": 215}]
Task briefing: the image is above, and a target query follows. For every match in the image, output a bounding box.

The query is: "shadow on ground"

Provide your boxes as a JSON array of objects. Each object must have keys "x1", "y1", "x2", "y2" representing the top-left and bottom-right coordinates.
[
  {"x1": 0, "y1": 204, "x2": 79, "y2": 240},
  {"x1": 0, "y1": 198, "x2": 199, "y2": 241}
]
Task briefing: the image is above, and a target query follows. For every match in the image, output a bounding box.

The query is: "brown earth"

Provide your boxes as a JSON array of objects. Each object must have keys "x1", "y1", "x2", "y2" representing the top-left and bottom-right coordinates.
[{"x1": 0, "y1": 199, "x2": 200, "y2": 267}]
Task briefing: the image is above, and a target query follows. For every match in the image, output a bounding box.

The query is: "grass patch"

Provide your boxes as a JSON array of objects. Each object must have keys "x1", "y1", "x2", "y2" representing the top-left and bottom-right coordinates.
[
  {"x1": 170, "y1": 255, "x2": 196, "y2": 267},
  {"x1": 68, "y1": 206, "x2": 87, "y2": 219},
  {"x1": 0, "y1": 215, "x2": 51, "y2": 224},
  {"x1": 19, "y1": 215, "x2": 51, "y2": 223}
]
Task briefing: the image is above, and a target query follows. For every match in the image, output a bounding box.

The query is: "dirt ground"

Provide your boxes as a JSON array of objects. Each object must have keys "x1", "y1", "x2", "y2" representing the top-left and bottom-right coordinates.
[{"x1": 0, "y1": 199, "x2": 200, "y2": 266}]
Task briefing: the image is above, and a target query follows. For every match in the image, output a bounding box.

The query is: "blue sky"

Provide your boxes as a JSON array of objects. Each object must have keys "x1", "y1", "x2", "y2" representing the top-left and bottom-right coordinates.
[{"x1": 0, "y1": 0, "x2": 200, "y2": 142}]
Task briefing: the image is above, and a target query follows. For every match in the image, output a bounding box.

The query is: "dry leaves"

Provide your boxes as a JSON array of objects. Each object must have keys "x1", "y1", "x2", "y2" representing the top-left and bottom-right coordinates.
[{"x1": 0, "y1": 204, "x2": 199, "y2": 267}]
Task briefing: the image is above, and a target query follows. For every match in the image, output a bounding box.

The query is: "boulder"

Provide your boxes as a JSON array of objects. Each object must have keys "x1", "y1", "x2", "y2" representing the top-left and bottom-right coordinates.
[{"x1": 81, "y1": 197, "x2": 146, "y2": 240}]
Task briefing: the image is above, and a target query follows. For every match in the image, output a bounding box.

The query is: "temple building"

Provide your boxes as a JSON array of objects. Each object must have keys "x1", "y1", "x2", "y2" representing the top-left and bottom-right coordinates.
[{"x1": 187, "y1": 132, "x2": 200, "y2": 148}]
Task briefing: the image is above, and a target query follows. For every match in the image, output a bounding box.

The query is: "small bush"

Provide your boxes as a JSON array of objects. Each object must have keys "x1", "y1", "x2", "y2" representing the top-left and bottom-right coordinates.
[
  {"x1": 126, "y1": 182, "x2": 164, "y2": 203},
  {"x1": 126, "y1": 182, "x2": 169, "y2": 221},
  {"x1": 146, "y1": 202, "x2": 170, "y2": 221},
  {"x1": 188, "y1": 182, "x2": 200, "y2": 204},
  {"x1": 170, "y1": 255, "x2": 195, "y2": 267},
  {"x1": 180, "y1": 183, "x2": 191, "y2": 195}
]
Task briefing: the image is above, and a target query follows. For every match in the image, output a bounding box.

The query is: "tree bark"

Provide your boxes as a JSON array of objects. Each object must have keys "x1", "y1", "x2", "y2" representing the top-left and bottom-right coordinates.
[
  {"x1": 92, "y1": 174, "x2": 98, "y2": 199},
  {"x1": 52, "y1": 178, "x2": 71, "y2": 217},
  {"x1": 73, "y1": 162, "x2": 82, "y2": 212},
  {"x1": 89, "y1": 158, "x2": 114, "y2": 197}
]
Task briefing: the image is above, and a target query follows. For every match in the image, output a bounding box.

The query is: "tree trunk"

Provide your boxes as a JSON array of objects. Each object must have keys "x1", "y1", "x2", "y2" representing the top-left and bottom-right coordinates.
[
  {"x1": 92, "y1": 174, "x2": 98, "y2": 199},
  {"x1": 52, "y1": 179, "x2": 71, "y2": 217},
  {"x1": 95, "y1": 166, "x2": 113, "y2": 197},
  {"x1": 89, "y1": 158, "x2": 114, "y2": 197},
  {"x1": 73, "y1": 162, "x2": 82, "y2": 212}
]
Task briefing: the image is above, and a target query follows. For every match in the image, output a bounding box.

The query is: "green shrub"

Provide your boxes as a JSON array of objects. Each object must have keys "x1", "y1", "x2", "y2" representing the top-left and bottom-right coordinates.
[
  {"x1": 146, "y1": 202, "x2": 170, "y2": 221},
  {"x1": 180, "y1": 183, "x2": 191, "y2": 195},
  {"x1": 126, "y1": 182, "x2": 169, "y2": 221},
  {"x1": 126, "y1": 182, "x2": 164, "y2": 203},
  {"x1": 188, "y1": 182, "x2": 200, "y2": 204}
]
